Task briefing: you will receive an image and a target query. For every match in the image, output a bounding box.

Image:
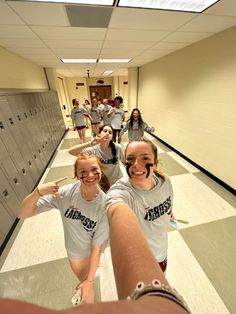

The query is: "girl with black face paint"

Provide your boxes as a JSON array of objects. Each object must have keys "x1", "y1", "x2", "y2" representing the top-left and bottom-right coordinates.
[
  {"x1": 105, "y1": 138, "x2": 174, "y2": 273},
  {"x1": 17, "y1": 152, "x2": 109, "y2": 305}
]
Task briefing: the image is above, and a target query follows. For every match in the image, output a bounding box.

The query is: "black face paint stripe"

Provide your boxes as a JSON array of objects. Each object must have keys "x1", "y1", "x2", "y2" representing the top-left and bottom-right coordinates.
[
  {"x1": 125, "y1": 162, "x2": 132, "y2": 178},
  {"x1": 145, "y1": 163, "x2": 154, "y2": 178}
]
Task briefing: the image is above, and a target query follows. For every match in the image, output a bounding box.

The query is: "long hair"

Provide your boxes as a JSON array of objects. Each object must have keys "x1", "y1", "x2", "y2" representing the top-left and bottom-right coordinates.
[
  {"x1": 125, "y1": 138, "x2": 166, "y2": 181},
  {"x1": 74, "y1": 152, "x2": 110, "y2": 192},
  {"x1": 99, "y1": 124, "x2": 118, "y2": 164},
  {"x1": 128, "y1": 108, "x2": 144, "y2": 129}
]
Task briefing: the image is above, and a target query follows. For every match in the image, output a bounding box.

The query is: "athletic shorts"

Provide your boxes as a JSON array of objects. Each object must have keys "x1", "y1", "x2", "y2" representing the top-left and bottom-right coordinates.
[
  {"x1": 91, "y1": 122, "x2": 100, "y2": 125},
  {"x1": 76, "y1": 125, "x2": 86, "y2": 130}
]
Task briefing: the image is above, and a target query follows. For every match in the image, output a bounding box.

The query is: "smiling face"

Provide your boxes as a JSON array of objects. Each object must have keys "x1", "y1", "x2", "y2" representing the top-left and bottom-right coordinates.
[
  {"x1": 132, "y1": 109, "x2": 140, "y2": 121},
  {"x1": 125, "y1": 141, "x2": 157, "y2": 187},
  {"x1": 75, "y1": 157, "x2": 101, "y2": 186}
]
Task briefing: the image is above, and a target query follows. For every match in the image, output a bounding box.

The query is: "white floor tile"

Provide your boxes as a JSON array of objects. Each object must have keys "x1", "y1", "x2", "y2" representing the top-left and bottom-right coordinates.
[
  {"x1": 1, "y1": 210, "x2": 67, "y2": 272},
  {"x1": 50, "y1": 150, "x2": 77, "y2": 168},
  {"x1": 167, "y1": 231, "x2": 229, "y2": 314},
  {"x1": 170, "y1": 174, "x2": 236, "y2": 229}
]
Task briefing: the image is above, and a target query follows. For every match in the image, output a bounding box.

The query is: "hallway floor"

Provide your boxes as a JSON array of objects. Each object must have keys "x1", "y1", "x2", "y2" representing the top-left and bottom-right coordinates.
[{"x1": 0, "y1": 128, "x2": 235, "y2": 313}]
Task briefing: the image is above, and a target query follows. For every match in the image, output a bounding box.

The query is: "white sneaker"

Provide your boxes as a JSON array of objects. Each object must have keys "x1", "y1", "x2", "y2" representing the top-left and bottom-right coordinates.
[{"x1": 71, "y1": 288, "x2": 82, "y2": 307}]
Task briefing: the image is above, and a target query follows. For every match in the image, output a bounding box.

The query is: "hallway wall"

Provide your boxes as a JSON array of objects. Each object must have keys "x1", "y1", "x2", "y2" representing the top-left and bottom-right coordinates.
[
  {"x1": 0, "y1": 47, "x2": 48, "y2": 90},
  {"x1": 137, "y1": 26, "x2": 236, "y2": 190}
]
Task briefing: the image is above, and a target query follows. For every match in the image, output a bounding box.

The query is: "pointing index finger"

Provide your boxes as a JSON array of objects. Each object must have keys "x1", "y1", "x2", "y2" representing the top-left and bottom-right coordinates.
[{"x1": 55, "y1": 177, "x2": 68, "y2": 184}]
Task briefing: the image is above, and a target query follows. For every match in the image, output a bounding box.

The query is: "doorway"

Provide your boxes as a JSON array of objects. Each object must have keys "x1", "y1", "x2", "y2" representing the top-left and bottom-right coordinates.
[{"x1": 89, "y1": 85, "x2": 112, "y2": 101}]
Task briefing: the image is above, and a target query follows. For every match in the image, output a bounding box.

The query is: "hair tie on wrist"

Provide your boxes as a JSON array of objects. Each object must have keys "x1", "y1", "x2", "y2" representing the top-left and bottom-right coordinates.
[
  {"x1": 127, "y1": 279, "x2": 190, "y2": 313},
  {"x1": 35, "y1": 187, "x2": 43, "y2": 197}
]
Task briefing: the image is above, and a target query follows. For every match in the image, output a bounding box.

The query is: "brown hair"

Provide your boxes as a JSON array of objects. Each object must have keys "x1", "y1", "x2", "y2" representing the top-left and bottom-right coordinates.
[
  {"x1": 125, "y1": 138, "x2": 166, "y2": 181},
  {"x1": 74, "y1": 152, "x2": 110, "y2": 192}
]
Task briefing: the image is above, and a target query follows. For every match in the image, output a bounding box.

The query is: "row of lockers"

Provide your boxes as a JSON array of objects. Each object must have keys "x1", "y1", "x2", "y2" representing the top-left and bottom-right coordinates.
[{"x1": 0, "y1": 90, "x2": 66, "y2": 250}]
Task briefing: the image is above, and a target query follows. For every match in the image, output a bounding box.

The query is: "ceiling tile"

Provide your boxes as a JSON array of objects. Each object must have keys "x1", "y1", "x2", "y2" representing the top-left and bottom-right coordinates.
[
  {"x1": 7, "y1": 2, "x2": 69, "y2": 26},
  {"x1": 103, "y1": 40, "x2": 154, "y2": 49},
  {"x1": 0, "y1": 2, "x2": 24, "y2": 24},
  {"x1": 0, "y1": 38, "x2": 46, "y2": 48},
  {"x1": 179, "y1": 14, "x2": 236, "y2": 33},
  {"x1": 0, "y1": 25, "x2": 37, "y2": 39},
  {"x1": 110, "y1": 7, "x2": 197, "y2": 30},
  {"x1": 205, "y1": 0, "x2": 236, "y2": 16},
  {"x1": 31, "y1": 26, "x2": 107, "y2": 40},
  {"x1": 43, "y1": 39, "x2": 103, "y2": 49},
  {"x1": 162, "y1": 31, "x2": 214, "y2": 43},
  {"x1": 106, "y1": 29, "x2": 169, "y2": 41}
]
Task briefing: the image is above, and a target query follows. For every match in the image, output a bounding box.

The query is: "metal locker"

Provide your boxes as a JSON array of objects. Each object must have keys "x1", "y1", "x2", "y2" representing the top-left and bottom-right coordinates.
[
  {"x1": 0, "y1": 111, "x2": 18, "y2": 154},
  {"x1": 21, "y1": 143, "x2": 40, "y2": 181},
  {"x1": 0, "y1": 168, "x2": 21, "y2": 217},
  {"x1": 0, "y1": 203, "x2": 14, "y2": 244},
  {"x1": 11, "y1": 151, "x2": 35, "y2": 192},
  {"x1": 1, "y1": 158, "x2": 29, "y2": 201}
]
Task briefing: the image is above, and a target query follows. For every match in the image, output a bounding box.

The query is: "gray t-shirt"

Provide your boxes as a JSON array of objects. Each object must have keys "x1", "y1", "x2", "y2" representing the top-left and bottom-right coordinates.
[
  {"x1": 90, "y1": 107, "x2": 102, "y2": 124},
  {"x1": 121, "y1": 121, "x2": 152, "y2": 141},
  {"x1": 84, "y1": 143, "x2": 124, "y2": 185},
  {"x1": 37, "y1": 182, "x2": 109, "y2": 259},
  {"x1": 101, "y1": 105, "x2": 113, "y2": 125},
  {"x1": 71, "y1": 107, "x2": 87, "y2": 127},
  {"x1": 105, "y1": 174, "x2": 173, "y2": 262}
]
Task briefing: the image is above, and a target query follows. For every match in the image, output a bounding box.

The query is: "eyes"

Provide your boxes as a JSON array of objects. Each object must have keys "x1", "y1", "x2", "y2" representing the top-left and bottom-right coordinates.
[
  {"x1": 102, "y1": 129, "x2": 112, "y2": 134},
  {"x1": 126, "y1": 155, "x2": 152, "y2": 163},
  {"x1": 79, "y1": 167, "x2": 100, "y2": 177}
]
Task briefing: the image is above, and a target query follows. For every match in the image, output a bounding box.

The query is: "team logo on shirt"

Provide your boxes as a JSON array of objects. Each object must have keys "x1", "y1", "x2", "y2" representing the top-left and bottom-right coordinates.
[
  {"x1": 64, "y1": 207, "x2": 97, "y2": 232},
  {"x1": 144, "y1": 196, "x2": 172, "y2": 221}
]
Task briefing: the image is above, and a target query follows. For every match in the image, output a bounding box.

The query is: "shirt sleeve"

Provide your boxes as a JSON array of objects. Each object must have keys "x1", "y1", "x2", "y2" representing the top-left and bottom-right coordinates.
[
  {"x1": 120, "y1": 122, "x2": 129, "y2": 135},
  {"x1": 92, "y1": 209, "x2": 109, "y2": 246},
  {"x1": 105, "y1": 188, "x2": 132, "y2": 211}
]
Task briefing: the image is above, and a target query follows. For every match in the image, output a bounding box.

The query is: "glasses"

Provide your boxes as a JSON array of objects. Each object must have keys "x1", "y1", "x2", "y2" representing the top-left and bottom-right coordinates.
[{"x1": 102, "y1": 129, "x2": 112, "y2": 134}]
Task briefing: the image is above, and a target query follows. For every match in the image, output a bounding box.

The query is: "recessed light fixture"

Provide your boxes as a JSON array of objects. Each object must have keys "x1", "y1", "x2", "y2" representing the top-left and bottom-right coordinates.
[
  {"x1": 99, "y1": 59, "x2": 131, "y2": 63},
  {"x1": 117, "y1": 0, "x2": 219, "y2": 13},
  {"x1": 103, "y1": 70, "x2": 114, "y2": 75},
  {"x1": 61, "y1": 58, "x2": 97, "y2": 63},
  {"x1": 16, "y1": 0, "x2": 114, "y2": 5}
]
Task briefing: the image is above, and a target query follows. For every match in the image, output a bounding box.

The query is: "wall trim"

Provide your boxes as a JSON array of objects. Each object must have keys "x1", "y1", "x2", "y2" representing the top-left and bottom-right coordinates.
[{"x1": 147, "y1": 131, "x2": 236, "y2": 196}]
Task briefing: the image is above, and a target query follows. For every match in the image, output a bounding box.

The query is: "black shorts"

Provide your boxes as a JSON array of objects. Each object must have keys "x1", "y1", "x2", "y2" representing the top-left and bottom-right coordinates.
[
  {"x1": 91, "y1": 122, "x2": 100, "y2": 125},
  {"x1": 76, "y1": 125, "x2": 86, "y2": 130}
]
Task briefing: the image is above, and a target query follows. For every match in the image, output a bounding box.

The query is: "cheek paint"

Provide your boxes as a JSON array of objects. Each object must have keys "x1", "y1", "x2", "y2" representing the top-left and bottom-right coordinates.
[
  {"x1": 125, "y1": 162, "x2": 132, "y2": 178},
  {"x1": 145, "y1": 163, "x2": 154, "y2": 178}
]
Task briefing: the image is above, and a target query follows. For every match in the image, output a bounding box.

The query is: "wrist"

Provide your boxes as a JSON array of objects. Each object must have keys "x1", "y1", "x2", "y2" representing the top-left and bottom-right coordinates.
[{"x1": 35, "y1": 187, "x2": 43, "y2": 197}]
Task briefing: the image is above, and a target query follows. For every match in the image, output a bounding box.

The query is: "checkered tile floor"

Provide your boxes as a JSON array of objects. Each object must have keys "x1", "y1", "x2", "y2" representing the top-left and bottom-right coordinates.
[{"x1": 0, "y1": 128, "x2": 235, "y2": 313}]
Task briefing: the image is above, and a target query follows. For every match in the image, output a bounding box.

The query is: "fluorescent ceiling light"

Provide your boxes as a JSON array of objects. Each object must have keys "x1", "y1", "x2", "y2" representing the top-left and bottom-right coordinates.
[
  {"x1": 103, "y1": 70, "x2": 114, "y2": 74},
  {"x1": 99, "y1": 59, "x2": 131, "y2": 63},
  {"x1": 61, "y1": 58, "x2": 97, "y2": 63},
  {"x1": 117, "y1": 0, "x2": 219, "y2": 13},
  {"x1": 18, "y1": 0, "x2": 114, "y2": 5}
]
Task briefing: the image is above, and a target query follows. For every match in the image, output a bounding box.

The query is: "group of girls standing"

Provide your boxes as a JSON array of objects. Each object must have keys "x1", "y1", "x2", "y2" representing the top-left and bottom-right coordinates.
[{"x1": 18, "y1": 101, "x2": 174, "y2": 306}]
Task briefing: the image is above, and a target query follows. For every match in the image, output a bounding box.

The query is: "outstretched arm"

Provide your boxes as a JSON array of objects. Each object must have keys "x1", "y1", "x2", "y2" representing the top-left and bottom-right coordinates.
[{"x1": 17, "y1": 177, "x2": 67, "y2": 219}]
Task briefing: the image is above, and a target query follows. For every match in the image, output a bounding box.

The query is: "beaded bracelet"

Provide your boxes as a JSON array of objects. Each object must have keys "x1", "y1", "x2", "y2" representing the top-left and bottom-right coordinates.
[{"x1": 127, "y1": 279, "x2": 190, "y2": 313}]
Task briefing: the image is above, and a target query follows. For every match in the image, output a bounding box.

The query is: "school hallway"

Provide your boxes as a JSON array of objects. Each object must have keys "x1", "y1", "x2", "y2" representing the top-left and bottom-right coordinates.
[{"x1": 0, "y1": 125, "x2": 235, "y2": 314}]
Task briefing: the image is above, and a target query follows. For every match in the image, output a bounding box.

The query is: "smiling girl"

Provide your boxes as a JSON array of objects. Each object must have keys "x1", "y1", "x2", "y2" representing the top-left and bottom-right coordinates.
[{"x1": 17, "y1": 152, "x2": 109, "y2": 304}]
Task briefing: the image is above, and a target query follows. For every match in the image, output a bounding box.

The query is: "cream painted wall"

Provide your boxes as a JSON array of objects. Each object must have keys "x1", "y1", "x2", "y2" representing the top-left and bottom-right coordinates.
[
  {"x1": 65, "y1": 77, "x2": 88, "y2": 110},
  {"x1": 0, "y1": 46, "x2": 48, "y2": 90},
  {"x1": 128, "y1": 67, "x2": 138, "y2": 112},
  {"x1": 138, "y1": 26, "x2": 236, "y2": 190}
]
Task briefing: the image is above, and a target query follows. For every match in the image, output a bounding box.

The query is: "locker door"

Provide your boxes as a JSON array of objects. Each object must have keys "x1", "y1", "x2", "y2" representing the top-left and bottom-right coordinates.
[
  {"x1": 1, "y1": 158, "x2": 29, "y2": 201},
  {"x1": 0, "y1": 111, "x2": 18, "y2": 154},
  {"x1": 0, "y1": 168, "x2": 21, "y2": 217},
  {"x1": 11, "y1": 151, "x2": 35, "y2": 192},
  {"x1": 0, "y1": 203, "x2": 14, "y2": 247}
]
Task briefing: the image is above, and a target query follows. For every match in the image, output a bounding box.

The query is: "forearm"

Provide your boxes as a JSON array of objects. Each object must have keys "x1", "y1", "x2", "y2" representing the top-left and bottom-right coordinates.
[
  {"x1": 68, "y1": 141, "x2": 93, "y2": 156},
  {"x1": 17, "y1": 189, "x2": 40, "y2": 219},
  {"x1": 108, "y1": 203, "x2": 168, "y2": 299},
  {"x1": 87, "y1": 245, "x2": 102, "y2": 282}
]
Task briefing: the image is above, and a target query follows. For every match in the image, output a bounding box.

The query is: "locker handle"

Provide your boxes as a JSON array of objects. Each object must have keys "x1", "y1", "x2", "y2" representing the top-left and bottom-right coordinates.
[
  {"x1": 17, "y1": 114, "x2": 22, "y2": 122},
  {"x1": 33, "y1": 154, "x2": 37, "y2": 160},
  {"x1": 22, "y1": 168, "x2": 26, "y2": 175},
  {"x1": 28, "y1": 160, "x2": 32, "y2": 166},
  {"x1": 0, "y1": 121, "x2": 5, "y2": 130},
  {"x1": 14, "y1": 177, "x2": 19, "y2": 185},
  {"x1": 3, "y1": 189, "x2": 9, "y2": 198},
  {"x1": 9, "y1": 118, "x2": 14, "y2": 125},
  {"x1": 24, "y1": 113, "x2": 28, "y2": 119}
]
